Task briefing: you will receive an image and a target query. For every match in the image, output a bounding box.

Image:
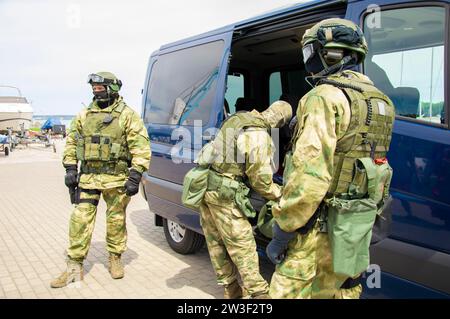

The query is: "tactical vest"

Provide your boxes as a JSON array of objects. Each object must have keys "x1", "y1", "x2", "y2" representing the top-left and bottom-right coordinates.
[
  {"x1": 211, "y1": 112, "x2": 271, "y2": 177},
  {"x1": 75, "y1": 100, "x2": 131, "y2": 175},
  {"x1": 316, "y1": 73, "x2": 395, "y2": 196}
]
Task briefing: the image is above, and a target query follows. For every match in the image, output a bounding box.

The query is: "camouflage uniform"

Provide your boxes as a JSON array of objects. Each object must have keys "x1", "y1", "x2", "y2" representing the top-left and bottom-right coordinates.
[
  {"x1": 199, "y1": 102, "x2": 292, "y2": 298},
  {"x1": 269, "y1": 80, "x2": 349, "y2": 298},
  {"x1": 270, "y1": 19, "x2": 394, "y2": 299},
  {"x1": 63, "y1": 97, "x2": 151, "y2": 260},
  {"x1": 51, "y1": 72, "x2": 151, "y2": 288}
]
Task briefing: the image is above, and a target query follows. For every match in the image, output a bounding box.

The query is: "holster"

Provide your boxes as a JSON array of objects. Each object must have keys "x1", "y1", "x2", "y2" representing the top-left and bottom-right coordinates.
[{"x1": 69, "y1": 186, "x2": 80, "y2": 205}]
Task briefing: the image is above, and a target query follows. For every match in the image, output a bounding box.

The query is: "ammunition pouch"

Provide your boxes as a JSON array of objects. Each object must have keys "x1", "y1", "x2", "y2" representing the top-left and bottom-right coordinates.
[
  {"x1": 76, "y1": 132, "x2": 130, "y2": 175},
  {"x1": 76, "y1": 134, "x2": 127, "y2": 161},
  {"x1": 80, "y1": 159, "x2": 129, "y2": 175},
  {"x1": 235, "y1": 182, "x2": 256, "y2": 218},
  {"x1": 207, "y1": 170, "x2": 256, "y2": 218}
]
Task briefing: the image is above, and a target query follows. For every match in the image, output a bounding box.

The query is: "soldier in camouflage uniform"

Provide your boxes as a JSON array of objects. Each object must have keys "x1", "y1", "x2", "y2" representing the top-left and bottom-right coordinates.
[
  {"x1": 51, "y1": 72, "x2": 151, "y2": 288},
  {"x1": 198, "y1": 101, "x2": 292, "y2": 299},
  {"x1": 266, "y1": 19, "x2": 395, "y2": 299}
]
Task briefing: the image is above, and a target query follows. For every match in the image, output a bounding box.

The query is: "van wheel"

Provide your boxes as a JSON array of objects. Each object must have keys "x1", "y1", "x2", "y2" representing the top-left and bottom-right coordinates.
[{"x1": 163, "y1": 218, "x2": 204, "y2": 254}]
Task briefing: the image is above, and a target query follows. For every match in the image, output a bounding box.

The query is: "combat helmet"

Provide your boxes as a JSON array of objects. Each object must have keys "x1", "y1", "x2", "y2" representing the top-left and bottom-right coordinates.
[
  {"x1": 301, "y1": 18, "x2": 368, "y2": 76},
  {"x1": 88, "y1": 71, "x2": 122, "y2": 103},
  {"x1": 87, "y1": 71, "x2": 122, "y2": 92}
]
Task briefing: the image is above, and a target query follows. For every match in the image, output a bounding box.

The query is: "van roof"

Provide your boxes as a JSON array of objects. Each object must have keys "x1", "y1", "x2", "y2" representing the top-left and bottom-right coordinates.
[{"x1": 158, "y1": 0, "x2": 350, "y2": 53}]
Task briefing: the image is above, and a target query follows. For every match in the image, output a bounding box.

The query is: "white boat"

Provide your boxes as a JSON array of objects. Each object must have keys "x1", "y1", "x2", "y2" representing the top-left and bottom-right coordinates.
[{"x1": 0, "y1": 86, "x2": 33, "y2": 132}]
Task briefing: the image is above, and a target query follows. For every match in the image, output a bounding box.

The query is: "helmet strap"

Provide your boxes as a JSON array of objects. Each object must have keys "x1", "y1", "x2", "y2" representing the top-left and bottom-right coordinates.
[
  {"x1": 305, "y1": 55, "x2": 354, "y2": 88},
  {"x1": 316, "y1": 55, "x2": 353, "y2": 77}
]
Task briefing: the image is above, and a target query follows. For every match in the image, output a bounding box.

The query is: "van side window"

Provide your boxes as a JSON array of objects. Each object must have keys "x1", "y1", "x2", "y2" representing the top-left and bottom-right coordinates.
[
  {"x1": 269, "y1": 72, "x2": 282, "y2": 105},
  {"x1": 225, "y1": 72, "x2": 244, "y2": 115},
  {"x1": 269, "y1": 69, "x2": 307, "y2": 113},
  {"x1": 144, "y1": 40, "x2": 224, "y2": 126},
  {"x1": 364, "y1": 7, "x2": 446, "y2": 125}
]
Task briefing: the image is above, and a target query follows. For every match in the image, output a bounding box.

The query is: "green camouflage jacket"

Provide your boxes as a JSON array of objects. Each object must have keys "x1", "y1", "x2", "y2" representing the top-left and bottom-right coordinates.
[{"x1": 63, "y1": 97, "x2": 151, "y2": 189}]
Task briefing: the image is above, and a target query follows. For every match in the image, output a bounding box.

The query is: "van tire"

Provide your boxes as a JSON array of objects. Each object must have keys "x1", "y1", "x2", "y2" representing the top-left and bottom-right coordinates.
[{"x1": 163, "y1": 218, "x2": 205, "y2": 254}]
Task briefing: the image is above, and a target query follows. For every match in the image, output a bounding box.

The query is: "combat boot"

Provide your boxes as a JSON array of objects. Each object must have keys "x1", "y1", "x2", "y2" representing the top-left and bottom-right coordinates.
[
  {"x1": 108, "y1": 253, "x2": 124, "y2": 279},
  {"x1": 50, "y1": 259, "x2": 83, "y2": 288},
  {"x1": 224, "y1": 280, "x2": 243, "y2": 299}
]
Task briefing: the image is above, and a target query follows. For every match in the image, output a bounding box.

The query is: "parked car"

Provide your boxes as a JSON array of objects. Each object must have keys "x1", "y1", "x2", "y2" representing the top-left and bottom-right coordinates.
[{"x1": 141, "y1": 0, "x2": 450, "y2": 298}]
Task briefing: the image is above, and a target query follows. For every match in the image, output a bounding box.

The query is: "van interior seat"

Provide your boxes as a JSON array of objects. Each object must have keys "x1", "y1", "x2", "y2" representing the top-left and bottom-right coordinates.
[
  {"x1": 365, "y1": 60, "x2": 420, "y2": 118},
  {"x1": 390, "y1": 87, "x2": 420, "y2": 118}
]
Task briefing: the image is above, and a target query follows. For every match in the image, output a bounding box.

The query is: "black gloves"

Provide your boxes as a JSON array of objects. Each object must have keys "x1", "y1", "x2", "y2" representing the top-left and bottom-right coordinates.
[
  {"x1": 64, "y1": 165, "x2": 78, "y2": 189},
  {"x1": 125, "y1": 169, "x2": 142, "y2": 196}
]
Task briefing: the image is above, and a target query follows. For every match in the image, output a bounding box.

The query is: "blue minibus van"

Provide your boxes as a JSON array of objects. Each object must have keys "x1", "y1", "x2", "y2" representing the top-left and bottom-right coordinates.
[{"x1": 140, "y1": 0, "x2": 450, "y2": 298}]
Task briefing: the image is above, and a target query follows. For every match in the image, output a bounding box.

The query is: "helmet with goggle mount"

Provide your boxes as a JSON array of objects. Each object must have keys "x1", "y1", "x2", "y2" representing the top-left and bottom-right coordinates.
[
  {"x1": 301, "y1": 18, "x2": 368, "y2": 76},
  {"x1": 87, "y1": 71, "x2": 122, "y2": 92}
]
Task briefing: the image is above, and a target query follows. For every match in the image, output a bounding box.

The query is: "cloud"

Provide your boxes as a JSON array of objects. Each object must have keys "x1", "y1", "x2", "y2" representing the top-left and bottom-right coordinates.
[{"x1": 0, "y1": 0, "x2": 301, "y2": 115}]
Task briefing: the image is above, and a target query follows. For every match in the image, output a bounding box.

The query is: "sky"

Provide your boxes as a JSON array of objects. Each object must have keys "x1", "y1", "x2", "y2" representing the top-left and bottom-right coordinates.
[{"x1": 0, "y1": 0, "x2": 301, "y2": 115}]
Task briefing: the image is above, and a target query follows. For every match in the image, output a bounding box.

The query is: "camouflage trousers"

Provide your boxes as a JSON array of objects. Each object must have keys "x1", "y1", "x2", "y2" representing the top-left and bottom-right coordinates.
[
  {"x1": 67, "y1": 187, "x2": 131, "y2": 261},
  {"x1": 269, "y1": 222, "x2": 362, "y2": 299},
  {"x1": 200, "y1": 192, "x2": 269, "y2": 297}
]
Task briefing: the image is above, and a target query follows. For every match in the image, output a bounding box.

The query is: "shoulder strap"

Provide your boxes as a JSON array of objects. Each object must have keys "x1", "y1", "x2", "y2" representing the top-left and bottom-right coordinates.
[{"x1": 113, "y1": 99, "x2": 126, "y2": 113}]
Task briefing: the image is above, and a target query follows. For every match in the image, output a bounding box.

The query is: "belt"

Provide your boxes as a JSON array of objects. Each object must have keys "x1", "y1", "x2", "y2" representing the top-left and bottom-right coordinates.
[
  {"x1": 207, "y1": 169, "x2": 243, "y2": 192},
  {"x1": 297, "y1": 202, "x2": 325, "y2": 235}
]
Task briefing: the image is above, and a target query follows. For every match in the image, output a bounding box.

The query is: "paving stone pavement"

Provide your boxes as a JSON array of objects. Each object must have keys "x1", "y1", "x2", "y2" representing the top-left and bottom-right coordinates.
[{"x1": 0, "y1": 140, "x2": 275, "y2": 299}]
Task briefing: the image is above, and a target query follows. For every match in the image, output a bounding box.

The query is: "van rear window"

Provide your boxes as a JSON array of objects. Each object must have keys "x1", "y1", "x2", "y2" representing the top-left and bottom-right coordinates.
[{"x1": 144, "y1": 41, "x2": 224, "y2": 126}]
